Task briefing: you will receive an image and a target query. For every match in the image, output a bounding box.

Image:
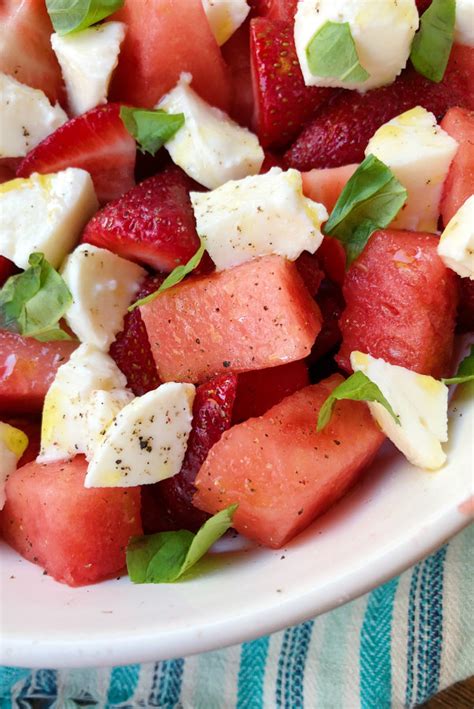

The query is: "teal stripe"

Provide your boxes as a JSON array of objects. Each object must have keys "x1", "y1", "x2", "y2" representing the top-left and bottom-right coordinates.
[
  {"x1": 157, "y1": 659, "x2": 185, "y2": 708},
  {"x1": 236, "y1": 636, "x2": 270, "y2": 708},
  {"x1": 275, "y1": 628, "x2": 291, "y2": 708},
  {"x1": 416, "y1": 547, "x2": 447, "y2": 705},
  {"x1": 405, "y1": 563, "x2": 421, "y2": 707},
  {"x1": 359, "y1": 577, "x2": 399, "y2": 709},
  {"x1": 284, "y1": 625, "x2": 300, "y2": 707},
  {"x1": 106, "y1": 665, "x2": 140, "y2": 706},
  {"x1": 289, "y1": 621, "x2": 314, "y2": 708}
]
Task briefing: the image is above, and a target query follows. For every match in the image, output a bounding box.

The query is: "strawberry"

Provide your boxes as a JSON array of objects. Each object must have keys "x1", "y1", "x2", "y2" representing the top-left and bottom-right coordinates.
[
  {"x1": 221, "y1": 22, "x2": 254, "y2": 128},
  {"x1": 82, "y1": 167, "x2": 201, "y2": 271},
  {"x1": 250, "y1": 0, "x2": 297, "y2": 21},
  {"x1": 109, "y1": 274, "x2": 164, "y2": 396},
  {"x1": 0, "y1": 0, "x2": 64, "y2": 104},
  {"x1": 250, "y1": 17, "x2": 335, "y2": 148},
  {"x1": 457, "y1": 278, "x2": 474, "y2": 334},
  {"x1": 141, "y1": 373, "x2": 238, "y2": 533},
  {"x1": 0, "y1": 257, "x2": 16, "y2": 287},
  {"x1": 284, "y1": 45, "x2": 474, "y2": 170},
  {"x1": 16, "y1": 104, "x2": 136, "y2": 203}
]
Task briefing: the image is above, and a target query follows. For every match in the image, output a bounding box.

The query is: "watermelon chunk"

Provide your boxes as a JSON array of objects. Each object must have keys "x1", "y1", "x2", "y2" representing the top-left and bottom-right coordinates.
[
  {"x1": 140, "y1": 255, "x2": 322, "y2": 383},
  {"x1": 1, "y1": 457, "x2": 142, "y2": 586},
  {"x1": 302, "y1": 165, "x2": 359, "y2": 214},
  {"x1": 336, "y1": 230, "x2": 459, "y2": 378},
  {"x1": 194, "y1": 374, "x2": 384, "y2": 548},
  {"x1": 440, "y1": 107, "x2": 474, "y2": 226},
  {"x1": 110, "y1": 0, "x2": 230, "y2": 111},
  {"x1": 0, "y1": 331, "x2": 78, "y2": 415}
]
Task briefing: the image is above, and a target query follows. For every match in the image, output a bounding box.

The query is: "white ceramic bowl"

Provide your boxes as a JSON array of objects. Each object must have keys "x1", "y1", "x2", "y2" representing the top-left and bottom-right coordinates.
[{"x1": 0, "y1": 383, "x2": 472, "y2": 669}]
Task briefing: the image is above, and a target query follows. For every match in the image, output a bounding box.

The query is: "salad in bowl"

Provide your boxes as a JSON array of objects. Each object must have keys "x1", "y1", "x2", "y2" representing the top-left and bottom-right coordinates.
[{"x1": 0, "y1": 0, "x2": 473, "y2": 596}]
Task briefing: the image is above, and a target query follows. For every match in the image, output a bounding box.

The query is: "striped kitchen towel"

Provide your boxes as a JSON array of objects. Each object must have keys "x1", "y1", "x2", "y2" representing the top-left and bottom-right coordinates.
[{"x1": 2, "y1": 523, "x2": 473, "y2": 709}]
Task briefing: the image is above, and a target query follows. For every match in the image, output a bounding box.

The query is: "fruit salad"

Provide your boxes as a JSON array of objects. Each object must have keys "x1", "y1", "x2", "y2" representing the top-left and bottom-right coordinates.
[{"x1": 0, "y1": 0, "x2": 473, "y2": 587}]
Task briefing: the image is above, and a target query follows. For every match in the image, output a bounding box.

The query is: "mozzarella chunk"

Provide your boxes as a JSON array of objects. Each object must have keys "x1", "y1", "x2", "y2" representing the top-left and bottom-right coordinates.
[
  {"x1": 61, "y1": 244, "x2": 146, "y2": 350},
  {"x1": 39, "y1": 344, "x2": 134, "y2": 464},
  {"x1": 51, "y1": 22, "x2": 126, "y2": 116},
  {"x1": 351, "y1": 351, "x2": 448, "y2": 470},
  {"x1": 191, "y1": 168, "x2": 328, "y2": 270},
  {"x1": 365, "y1": 107, "x2": 459, "y2": 232},
  {"x1": 0, "y1": 169, "x2": 98, "y2": 269},
  {"x1": 85, "y1": 382, "x2": 196, "y2": 488},
  {"x1": 294, "y1": 0, "x2": 418, "y2": 91},
  {"x1": 438, "y1": 196, "x2": 474, "y2": 279},
  {"x1": 0, "y1": 422, "x2": 28, "y2": 509},
  {"x1": 157, "y1": 72, "x2": 264, "y2": 189},
  {"x1": 0, "y1": 73, "x2": 67, "y2": 158},
  {"x1": 202, "y1": 0, "x2": 250, "y2": 45},
  {"x1": 455, "y1": 0, "x2": 474, "y2": 47}
]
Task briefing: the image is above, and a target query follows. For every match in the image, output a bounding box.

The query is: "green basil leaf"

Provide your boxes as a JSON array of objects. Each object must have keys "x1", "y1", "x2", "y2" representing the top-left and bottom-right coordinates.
[
  {"x1": 120, "y1": 107, "x2": 185, "y2": 156},
  {"x1": 129, "y1": 238, "x2": 206, "y2": 311},
  {"x1": 0, "y1": 253, "x2": 72, "y2": 341},
  {"x1": 410, "y1": 0, "x2": 455, "y2": 83},
  {"x1": 324, "y1": 154, "x2": 407, "y2": 266},
  {"x1": 46, "y1": 0, "x2": 124, "y2": 35},
  {"x1": 317, "y1": 371, "x2": 400, "y2": 432},
  {"x1": 442, "y1": 346, "x2": 474, "y2": 385},
  {"x1": 127, "y1": 504, "x2": 238, "y2": 584},
  {"x1": 306, "y1": 21, "x2": 370, "y2": 84}
]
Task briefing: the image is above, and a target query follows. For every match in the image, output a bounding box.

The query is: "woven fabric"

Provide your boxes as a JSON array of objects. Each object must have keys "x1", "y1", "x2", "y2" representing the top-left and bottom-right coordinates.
[{"x1": 1, "y1": 524, "x2": 472, "y2": 709}]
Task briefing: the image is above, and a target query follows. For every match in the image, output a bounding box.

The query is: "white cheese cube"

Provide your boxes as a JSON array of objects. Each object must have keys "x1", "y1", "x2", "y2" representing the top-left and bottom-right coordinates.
[
  {"x1": 39, "y1": 343, "x2": 134, "y2": 464},
  {"x1": 51, "y1": 22, "x2": 126, "y2": 116},
  {"x1": 455, "y1": 0, "x2": 474, "y2": 47},
  {"x1": 202, "y1": 0, "x2": 250, "y2": 45},
  {"x1": 0, "y1": 169, "x2": 99, "y2": 269},
  {"x1": 157, "y1": 72, "x2": 264, "y2": 189},
  {"x1": 85, "y1": 382, "x2": 196, "y2": 488},
  {"x1": 365, "y1": 107, "x2": 459, "y2": 232},
  {"x1": 437, "y1": 195, "x2": 474, "y2": 279},
  {"x1": 294, "y1": 0, "x2": 419, "y2": 91},
  {"x1": 351, "y1": 351, "x2": 449, "y2": 471},
  {"x1": 61, "y1": 244, "x2": 146, "y2": 351},
  {"x1": 0, "y1": 73, "x2": 67, "y2": 158},
  {"x1": 191, "y1": 167, "x2": 328, "y2": 271},
  {"x1": 0, "y1": 422, "x2": 28, "y2": 509}
]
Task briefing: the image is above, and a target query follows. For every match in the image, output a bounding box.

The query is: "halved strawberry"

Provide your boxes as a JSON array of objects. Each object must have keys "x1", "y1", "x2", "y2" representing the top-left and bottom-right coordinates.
[
  {"x1": 82, "y1": 167, "x2": 200, "y2": 271},
  {"x1": 16, "y1": 104, "x2": 136, "y2": 203},
  {"x1": 0, "y1": 0, "x2": 64, "y2": 104},
  {"x1": 221, "y1": 22, "x2": 254, "y2": 128},
  {"x1": 250, "y1": 17, "x2": 335, "y2": 149},
  {"x1": 284, "y1": 45, "x2": 474, "y2": 169},
  {"x1": 109, "y1": 274, "x2": 164, "y2": 396}
]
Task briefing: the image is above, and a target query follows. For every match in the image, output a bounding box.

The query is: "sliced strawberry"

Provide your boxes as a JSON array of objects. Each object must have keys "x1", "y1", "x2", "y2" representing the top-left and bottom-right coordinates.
[
  {"x1": 0, "y1": 0, "x2": 64, "y2": 104},
  {"x1": 250, "y1": 0, "x2": 297, "y2": 21},
  {"x1": 16, "y1": 104, "x2": 136, "y2": 203},
  {"x1": 82, "y1": 166, "x2": 200, "y2": 271},
  {"x1": 221, "y1": 21, "x2": 254, "y2": 128},
  {"x1": 141, "y1": 373, "x2": 238, "y2": 533},
  {"x1": 0, "y1": 257, "x2": 16, "y2": 287},
  {"x1": 250, "y1": 17, "x2": 335, "y2": 149},
  {"x1": 284, "y1": 45, "x2": 474, "y2": 169},
  {"x1": 233, "y1": 360, "x2": 309, "y2": 423},
  {"x1": 109, "y1": 274, "x2": 164, "y2": 396}
]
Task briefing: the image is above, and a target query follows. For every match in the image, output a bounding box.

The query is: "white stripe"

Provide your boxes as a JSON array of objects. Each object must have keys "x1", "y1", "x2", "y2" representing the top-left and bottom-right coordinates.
[
  {"x1": 262, "y1": 628, "x2": 285, "y2": 708},
  {"x1": 391, "y1": 569, "x2": 412, "y2": 709}
]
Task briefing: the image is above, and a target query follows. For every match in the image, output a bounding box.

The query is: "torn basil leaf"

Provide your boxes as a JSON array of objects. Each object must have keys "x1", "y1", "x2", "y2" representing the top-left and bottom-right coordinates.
[
  {"x1": 410, "y1": 0, "x2": 455, "y2": 83},
  {"x1": 120, "y1": 107, "x2": 185, "y2": 156},
  {"x1": 306, "y1": 21, "x2": 369, "y2": 84},
  {"x1": 442, "y1": 346, "x2": 474, "y2": 385},
  {"x1": 46, "y1": 0, "x2": 124, "y2": 35}
]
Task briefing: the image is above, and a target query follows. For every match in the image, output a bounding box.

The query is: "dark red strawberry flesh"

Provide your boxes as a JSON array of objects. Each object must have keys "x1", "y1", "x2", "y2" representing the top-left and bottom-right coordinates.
[
  {"x1": 141, "y1": 373, "x2": 238, "y2": 533},
  {"x1": 82, "y1": 166, "x2": 201, "y2": 272}
]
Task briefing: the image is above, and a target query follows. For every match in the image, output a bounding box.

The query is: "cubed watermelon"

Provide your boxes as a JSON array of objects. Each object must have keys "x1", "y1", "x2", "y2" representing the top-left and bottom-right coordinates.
[
  {"x1": 194, "y1": 374, "x2": 384, "y2": 548},
  {"x1": 140, "y1": 255, "x2": 322, "y2": 383},
  {"x1": 336, "y1": 230, "x2": 458, "y2": 378},
  {"x1": 302, "y1": 165, "x2": 358, "y2": 214},
  {"x1": 0, "y1": 331, "x2": 78, "y2": 415},
  {"x1": 1, "y1": 457, "x2": 142, "y2": 586},
  {"x1": 440, "y1": 107, "x2": 474, "y2": 226}
]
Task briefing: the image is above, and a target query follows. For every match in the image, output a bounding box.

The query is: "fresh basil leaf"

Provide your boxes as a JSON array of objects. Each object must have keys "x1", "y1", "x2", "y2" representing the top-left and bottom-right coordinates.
[
  {"x1": 127, "y1": 504, "x2": 238, "y2": 584},
  {"x1": 46, "y1": 0, "x2": 124, "y2": 35},
  {"x1": 120, "y1": 107, "x2": 185, "y2": 156},
  {"x1": 306, "y1": 21, "x2": 369, "y2": 84},
  {"x1": 324, "y1": 154, "x2": 407, "y2": 266},
  {"x1": 410, "y1": 0, "x2": 455, "y2": 83},
  {"x1": 442, "y1": 346, "x2": 474, "y2": 385},
  {"x1": 0, "y1": 253, "x2": 72, "y2": 341},
  {"x1": 129, "y1": 238, "x2": 206, "y2": 311},
  {"x1": 317, "y1": 371, "x2": 400, "y2": 432}
]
